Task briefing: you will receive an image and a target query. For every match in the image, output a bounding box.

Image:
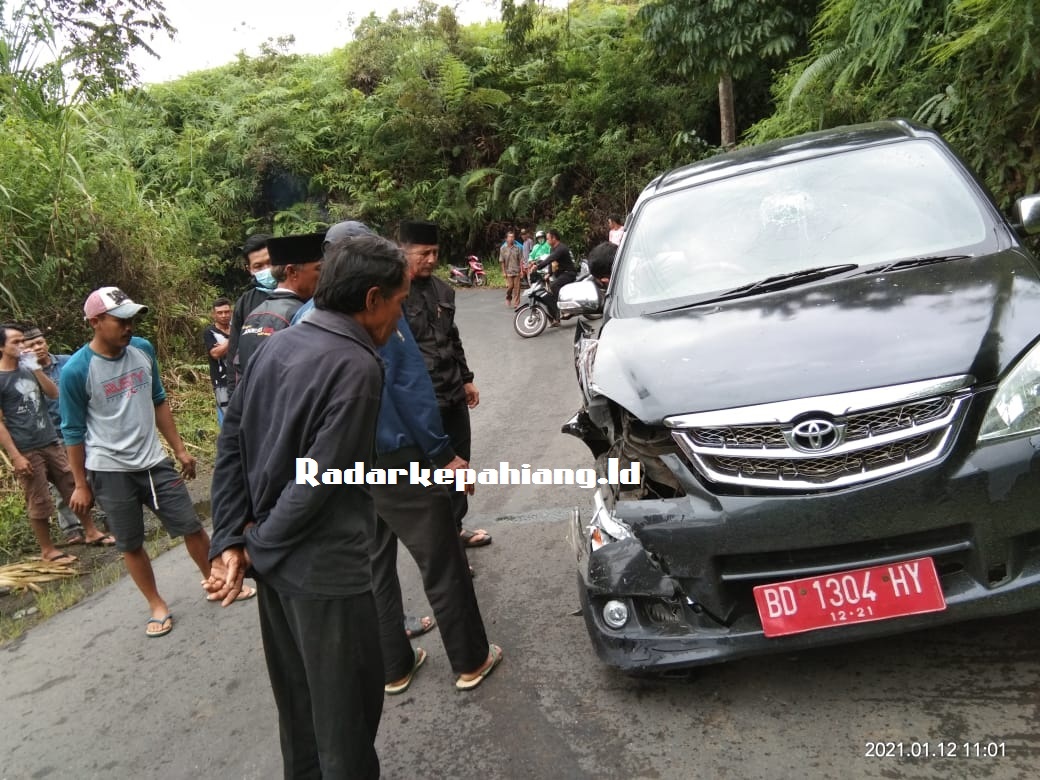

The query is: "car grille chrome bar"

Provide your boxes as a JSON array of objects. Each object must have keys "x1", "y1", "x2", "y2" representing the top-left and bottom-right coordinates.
[{"x1": 668, "y1": 376, "x2": 972, "y2": 490}]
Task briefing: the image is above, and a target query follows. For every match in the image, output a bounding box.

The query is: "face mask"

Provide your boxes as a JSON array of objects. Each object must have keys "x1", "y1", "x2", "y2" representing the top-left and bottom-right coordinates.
[{"x1": 254, "y1": 267, "x2": 276, "y2": 290}]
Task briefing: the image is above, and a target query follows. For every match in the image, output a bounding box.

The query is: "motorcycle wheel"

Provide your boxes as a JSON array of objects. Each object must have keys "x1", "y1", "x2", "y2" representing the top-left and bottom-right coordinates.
[
  {"x1": 514, "y1": 305, "x2": 548, "y2": 338},
  {"x1": 475, "y1": 274, "x2": 487, "y2": 287}
]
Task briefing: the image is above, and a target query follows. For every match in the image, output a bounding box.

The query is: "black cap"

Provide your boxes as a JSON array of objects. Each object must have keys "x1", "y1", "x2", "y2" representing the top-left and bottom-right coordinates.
[
  {"x1": 266, "y1": 232, "x2": 327, "y2": 266},
  {"x1": 399, "y1": 220, "x2": 438, "y2": 245}
]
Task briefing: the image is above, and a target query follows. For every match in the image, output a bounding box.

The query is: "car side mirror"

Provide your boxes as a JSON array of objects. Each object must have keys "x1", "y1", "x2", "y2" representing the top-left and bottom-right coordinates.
[
  {"x1": 558, "y1": 279, "x2": 602, "y2": 314},
  {"x1": 1013, "y1": 194, "x2": 1040, "y2": 235}
]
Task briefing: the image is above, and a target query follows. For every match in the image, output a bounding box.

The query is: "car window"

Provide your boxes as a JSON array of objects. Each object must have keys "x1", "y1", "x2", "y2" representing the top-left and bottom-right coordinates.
[{"x1": 617, "y1": 140, "x2": 993, "y2": 310}]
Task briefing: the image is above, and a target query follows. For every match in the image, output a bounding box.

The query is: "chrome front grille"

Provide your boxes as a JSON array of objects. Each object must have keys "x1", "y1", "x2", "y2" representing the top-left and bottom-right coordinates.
[
  {"x1": 688, "y1": 425, "x2": 788, "y2": 449},
  {"x1": 706, "y1": 432, "x2": 936, "y2": 484},
  {"x1": 844, "y1": 397, "x2": 951, "y2": 441},
  {"x1": 666, "y1": 376, "x2": 972, "y2": 491}
]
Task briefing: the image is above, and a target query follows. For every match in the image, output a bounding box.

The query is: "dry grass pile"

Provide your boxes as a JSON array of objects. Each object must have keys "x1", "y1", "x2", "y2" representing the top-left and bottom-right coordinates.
[{"x1": 0, "y1": 560, "x2": 78, "y2": 593}]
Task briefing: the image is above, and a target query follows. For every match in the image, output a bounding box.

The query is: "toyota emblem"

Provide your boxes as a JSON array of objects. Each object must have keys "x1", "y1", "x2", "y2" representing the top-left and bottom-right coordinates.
[{"x1": 790, "y1": 418, "x2": 841, "y2": 452}]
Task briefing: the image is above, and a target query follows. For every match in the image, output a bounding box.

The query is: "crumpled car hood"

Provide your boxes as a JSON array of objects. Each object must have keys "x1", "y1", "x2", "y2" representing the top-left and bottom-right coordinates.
[{"x1": 593, "y1": 250, "x2": 1040, "y2": 423}]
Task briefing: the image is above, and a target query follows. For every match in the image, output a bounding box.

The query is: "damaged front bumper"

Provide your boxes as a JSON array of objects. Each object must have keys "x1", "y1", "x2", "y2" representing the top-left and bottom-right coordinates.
[{"x1": 572, "y1": 435, "x2": 1040, "y2": 673}]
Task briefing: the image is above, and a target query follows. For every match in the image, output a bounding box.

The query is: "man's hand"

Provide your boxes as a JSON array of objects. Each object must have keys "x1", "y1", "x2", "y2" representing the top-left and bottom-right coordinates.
[
  {"x1": 445, "y1": 455, "x2": 476, "y2": 495},
  {"x1": 12, "y1": 454, "x2": 33, "y2": 479},
  {"x1": 445, "y1": 455, "x2": 469, "y2": 472},
  {"x1": 69, "y1": 484, "x2": 93, "y2": 515},
  {"x1": 18, "y1": 351, "x2": 40, "y2": 372},
  {"x1": 174, "y1": 450, "x2": 197, "y2": 480},
  {"x1": 203, "y1": 546, "x2": 252, "y2": 607},
  {"x1": 463, "y1": 382, "x2": 480, "y2": 409}
]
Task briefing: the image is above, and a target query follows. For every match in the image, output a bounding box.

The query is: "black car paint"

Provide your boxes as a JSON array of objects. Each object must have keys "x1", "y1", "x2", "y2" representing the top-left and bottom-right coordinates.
[{"x1": 567, "y1": 120, "x2": 1040, "y2": 672}]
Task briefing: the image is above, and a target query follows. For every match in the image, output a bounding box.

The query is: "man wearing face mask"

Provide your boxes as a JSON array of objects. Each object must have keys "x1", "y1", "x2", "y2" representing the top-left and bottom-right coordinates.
[
  {"x1": 226, "y1": 234, "x2": 273, "y2": 394},
  {"x1": 236, "y1": 232, "x2": 326, "y2": 376}
]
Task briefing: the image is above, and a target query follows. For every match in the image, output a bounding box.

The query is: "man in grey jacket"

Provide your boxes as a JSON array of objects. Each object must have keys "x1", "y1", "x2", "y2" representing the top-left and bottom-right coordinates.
[{"x1": 206, "y1": 234, "x2": 410, "y2": 780}]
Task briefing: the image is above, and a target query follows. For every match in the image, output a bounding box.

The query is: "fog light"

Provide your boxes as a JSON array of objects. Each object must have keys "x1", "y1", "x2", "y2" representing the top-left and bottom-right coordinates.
[{"x1": 603, "y1": 599, "x2": 629, "y2": 629}]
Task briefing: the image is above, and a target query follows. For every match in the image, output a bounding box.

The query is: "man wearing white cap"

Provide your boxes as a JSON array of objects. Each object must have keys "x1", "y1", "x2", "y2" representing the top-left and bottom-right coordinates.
[{"x1": 61, "y1": 287, "x2": 253, "y2": 638}]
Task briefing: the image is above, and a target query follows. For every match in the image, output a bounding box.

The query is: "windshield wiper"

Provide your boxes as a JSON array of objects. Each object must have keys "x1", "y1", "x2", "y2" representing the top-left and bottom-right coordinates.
[
  {"x1": 862, "y1": 254, "x2": 970, "y2": 275},
  {"x1": 653, "y1": 264, "x2": 860, "y2": 313},
  {"x1": 714, "y1": 264, "x2": 860, "y2": 298}
]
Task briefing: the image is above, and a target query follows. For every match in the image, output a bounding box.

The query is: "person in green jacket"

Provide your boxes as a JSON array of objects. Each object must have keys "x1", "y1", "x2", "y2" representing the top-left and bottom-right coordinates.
[{"x1": 526, "y1": 229, "x2": 550, "y2": 278}]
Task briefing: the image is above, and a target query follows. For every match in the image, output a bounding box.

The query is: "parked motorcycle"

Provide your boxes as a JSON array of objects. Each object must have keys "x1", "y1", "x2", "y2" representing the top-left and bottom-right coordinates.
[
  {"x1": 513, "y1": 267, "x2": 603, "y2": 338},
  {"x1": 448, "y1": 255, "x2": 487, "y2": 287}
]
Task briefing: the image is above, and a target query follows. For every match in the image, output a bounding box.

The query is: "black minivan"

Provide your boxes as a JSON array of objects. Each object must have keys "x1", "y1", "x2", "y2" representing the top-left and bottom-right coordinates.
[{"x1": 566, "y1": 119, "x2": 1040, "y2": 672}]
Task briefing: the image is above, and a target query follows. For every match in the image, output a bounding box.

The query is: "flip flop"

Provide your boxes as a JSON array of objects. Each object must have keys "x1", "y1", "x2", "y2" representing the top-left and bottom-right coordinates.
[
  {"x1": 65, "y1": 535, "x2": 86, "y2": 546},
  {"x1": 385, "y1": 647, "x2": 427, "y2": 695},
  {"x1": 460, "y1": 528, "x2": 493, "y2": 548},
  {"x1": 42, "y1": 551, "x2": 78, "y2": 565},
  {"x1": 455, "y1": 644, "x2": 503, "y2": 691},
  {"x1": 404, "y1": 615, "x2": 436, "y2": 639},
  {"x1": 87, "y1": 534, "x2": 117, "y2": 546},
  {"x1": 146, "y1": 614, "x2": 173, "y2": 638}
]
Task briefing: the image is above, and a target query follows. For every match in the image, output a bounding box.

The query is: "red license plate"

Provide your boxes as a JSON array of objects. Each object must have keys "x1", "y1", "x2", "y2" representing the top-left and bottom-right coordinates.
[{"x1": 753, "y1": 557, "x2": 946, "y2": 638}]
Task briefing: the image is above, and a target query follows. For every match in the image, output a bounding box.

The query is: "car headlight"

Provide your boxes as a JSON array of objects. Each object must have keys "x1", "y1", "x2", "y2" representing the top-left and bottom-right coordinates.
[
  {"x1": 588, "y1": 488, "x2": 633, "y2": 551},
  {"x1": 979, "y1": 340, "x2": 1040, "y2": 441}
]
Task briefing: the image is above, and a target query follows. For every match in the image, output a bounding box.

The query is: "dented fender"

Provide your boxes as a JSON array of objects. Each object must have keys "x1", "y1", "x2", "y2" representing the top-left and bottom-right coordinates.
[{"x1": 572, "y1": 506, "x2": 676, "y2": 598}]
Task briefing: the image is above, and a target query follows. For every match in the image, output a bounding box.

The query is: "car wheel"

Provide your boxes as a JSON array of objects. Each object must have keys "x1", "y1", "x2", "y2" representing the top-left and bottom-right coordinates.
[{"x1": 514, "y1": 304, "x2": 548, "y2": 337}]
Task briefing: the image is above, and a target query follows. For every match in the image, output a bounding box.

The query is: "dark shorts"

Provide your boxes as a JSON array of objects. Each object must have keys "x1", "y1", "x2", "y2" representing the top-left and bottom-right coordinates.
[
  {"x1": 17, "y1": 443, "x2": 75, "y2": 521},
  {"x1": 89, "y1": 459, "x2": 202, "y2": 552}
]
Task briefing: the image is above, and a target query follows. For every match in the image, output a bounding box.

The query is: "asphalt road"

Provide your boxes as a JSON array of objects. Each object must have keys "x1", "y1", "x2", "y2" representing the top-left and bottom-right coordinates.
[{"x1": 1, "y1": 290, "x2": 1038, "y2": 780}]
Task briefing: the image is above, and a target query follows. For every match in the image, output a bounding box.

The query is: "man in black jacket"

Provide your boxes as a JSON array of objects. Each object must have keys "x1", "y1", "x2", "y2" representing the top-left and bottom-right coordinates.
[
  {"x1": 206, "y1": 234, "x2": 410, "y2": 780},
  {"x1": 532, "y1": 228, "x2": 577, "y2": 326},
  {"x1": 225, "y1": 234, "x2": 272, "y2": 394},
  {"x1": 400, "y1": 220, "x2": 492, "y2": 548}
]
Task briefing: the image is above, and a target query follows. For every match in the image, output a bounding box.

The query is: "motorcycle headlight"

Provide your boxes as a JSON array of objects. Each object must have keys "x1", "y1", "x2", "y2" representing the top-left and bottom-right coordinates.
[{"x1": 979, "y1": 340, "x2": 1040, "y2": 441}]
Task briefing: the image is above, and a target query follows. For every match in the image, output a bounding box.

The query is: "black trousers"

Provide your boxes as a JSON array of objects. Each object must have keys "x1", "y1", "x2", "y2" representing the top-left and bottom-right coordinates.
[
  {"x1": 370, "y1": 480, "x2": 489, "y2": 680},
  {"x1": 257, "y1": 581, "x2": 384, "y2": 780},
  {"x1": 547, "y1": 272, "x2": 576, "y2": 320},
  {"x1": 439, "y1": 402, "x2": 471, "y2": 528}
]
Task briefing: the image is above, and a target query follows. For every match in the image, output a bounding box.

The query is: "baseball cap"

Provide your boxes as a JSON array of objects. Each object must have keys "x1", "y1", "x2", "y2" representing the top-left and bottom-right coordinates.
[
  {"x1": 83, "y1": 287, "x2": 148, "y2": 320},
  {"x1": 324, "y1": 220, "x2": 373, "y2": 248}
]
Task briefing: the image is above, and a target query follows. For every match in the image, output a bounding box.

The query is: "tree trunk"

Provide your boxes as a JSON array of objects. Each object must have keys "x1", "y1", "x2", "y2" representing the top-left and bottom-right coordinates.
[{"x1": 718, "y1": 71, "x2": 736, "y2": 147}]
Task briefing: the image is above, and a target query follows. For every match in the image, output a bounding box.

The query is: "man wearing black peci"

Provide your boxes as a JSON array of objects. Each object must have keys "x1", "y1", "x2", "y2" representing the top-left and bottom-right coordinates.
[{"x1": 400, "y1": 220, "x2": 493, "y2": 549}]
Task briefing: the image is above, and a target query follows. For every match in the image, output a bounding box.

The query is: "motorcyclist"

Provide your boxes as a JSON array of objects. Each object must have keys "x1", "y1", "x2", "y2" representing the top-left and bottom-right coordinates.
[
  {"x1": 531, "y1": 229, "x2": 577, "y2": 326},
  {"x1": 526, "y1": 229, "x2": 550, "y2": 276}
]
